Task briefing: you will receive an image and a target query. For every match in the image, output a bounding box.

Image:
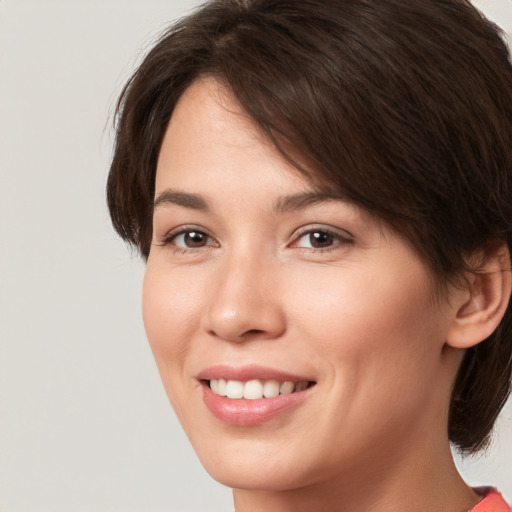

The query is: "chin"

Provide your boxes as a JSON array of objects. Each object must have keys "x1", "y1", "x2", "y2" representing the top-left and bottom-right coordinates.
[
  {"x1": 203, "y1": 458, "x2": 313, "y2": 492},
  {"x1": 188, "y1": 431, "x2": 332, "y2": 492}
]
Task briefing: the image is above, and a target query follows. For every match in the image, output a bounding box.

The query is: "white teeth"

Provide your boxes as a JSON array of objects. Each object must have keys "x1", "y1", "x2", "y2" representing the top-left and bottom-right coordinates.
[
  {"x1": 210, "y1": 379, "x2": 219, "y2": 394},
  {"x1": 217, "y1": 379, "x2": 227, "y2": 396},
  {"x1": 209, "y1": 379, "x2": 310, "y2": 399},
  {"x1": 225, "y1": 380, "x2": 244, "y2": 399},
  {"x1": 244, "y1": 380, "x2": 263, "y2": 400},
  {"x1": 280, "y1": 381, "x2": 295, "y2": 395},
  {"x1": 263, "y1": 380, "x2": 280, "y2": 398}
]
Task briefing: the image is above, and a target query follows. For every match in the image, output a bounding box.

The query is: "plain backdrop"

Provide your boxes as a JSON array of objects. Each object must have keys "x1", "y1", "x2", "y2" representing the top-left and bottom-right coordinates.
[{"x1": 1, "y1": 1, "x2": 511, "y2": 511}]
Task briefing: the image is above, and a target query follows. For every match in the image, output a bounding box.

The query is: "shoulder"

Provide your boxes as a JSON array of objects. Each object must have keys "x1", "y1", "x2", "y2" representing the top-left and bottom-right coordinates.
[{"x1": 472, "y1": 488, "x2": 511, "y2": 512}]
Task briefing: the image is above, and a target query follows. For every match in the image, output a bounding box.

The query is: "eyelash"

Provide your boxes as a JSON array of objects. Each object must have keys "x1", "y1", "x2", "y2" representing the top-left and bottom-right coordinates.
[
  {"x1": 159, "y1": 226, "x2": 218, "y2": 253},
  {"x1": 158, "y1": 225, "x2": 353, "y2": 254},
  {"x1": 290, "y1": 226, "x2": 353, "y2": 252}
]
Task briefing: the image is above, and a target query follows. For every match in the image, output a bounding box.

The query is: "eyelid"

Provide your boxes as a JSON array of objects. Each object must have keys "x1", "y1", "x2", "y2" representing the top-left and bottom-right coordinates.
[
  {"x1": 289, "y1": 224, "x2": 354, "y2": 249},
  {"x1": 155, "y1": 223, "x2": 353, "y2": 251},
  {"x1": 159, "y1": 225, "x2": 218, "y2": 249}
]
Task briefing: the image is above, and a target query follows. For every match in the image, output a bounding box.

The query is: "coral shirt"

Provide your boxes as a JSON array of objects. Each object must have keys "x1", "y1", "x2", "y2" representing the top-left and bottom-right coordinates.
[{"x1": 472, "y1": 488, "x2": 511, "y2": 512}]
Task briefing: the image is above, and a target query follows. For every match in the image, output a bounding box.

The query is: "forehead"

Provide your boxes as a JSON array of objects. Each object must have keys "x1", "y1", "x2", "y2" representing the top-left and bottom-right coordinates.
[
  {"x1": 156, "y1": 77, "x2": 317, "y2": 189},
  {"x1": 156, "y1": 78, "x2": 313, "y2": 201},
  {"x1": 155, "y1": 77, "x2": 388, "y2": 233},
  {"x1": 159, "y1": 78, "x2": 262, "y2": 156}
]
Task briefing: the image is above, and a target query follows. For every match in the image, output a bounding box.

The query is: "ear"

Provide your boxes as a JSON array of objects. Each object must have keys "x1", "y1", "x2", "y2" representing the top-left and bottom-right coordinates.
[{"x1": 446, "y1": 243, "x2": 511, "y2": 349}]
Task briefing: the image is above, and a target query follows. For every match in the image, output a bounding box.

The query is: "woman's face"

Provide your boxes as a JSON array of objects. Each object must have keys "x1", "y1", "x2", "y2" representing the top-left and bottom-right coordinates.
[{"x1": 143, "y1": 78, "x2": 459, "y2": 491}]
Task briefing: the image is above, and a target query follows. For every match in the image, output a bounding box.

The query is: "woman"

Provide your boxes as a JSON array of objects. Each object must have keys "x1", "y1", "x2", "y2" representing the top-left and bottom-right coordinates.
[{"x1": 107, "y1": 0, "x2": 512, "y2": 510}]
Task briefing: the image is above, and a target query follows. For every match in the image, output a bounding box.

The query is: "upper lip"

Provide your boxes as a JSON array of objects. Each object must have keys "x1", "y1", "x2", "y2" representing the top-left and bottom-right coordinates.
[{"x1": 196, "y1": 364, "x2": 314, "y2": 383}]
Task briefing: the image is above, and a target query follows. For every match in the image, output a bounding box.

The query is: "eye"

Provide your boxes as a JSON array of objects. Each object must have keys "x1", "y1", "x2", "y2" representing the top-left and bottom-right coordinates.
[
  {"x1": 162, "y1": 228, "x2": 217, "y2": 250},
  {"x1": 173, "y1": 231, "x2": 210, "y2": 248},
  {"x1": 299, "y1": 231, "x2": 335, "y2": 249},
  {"x1": 291, "y1": 227, "x2": 352, "y2": 251}
]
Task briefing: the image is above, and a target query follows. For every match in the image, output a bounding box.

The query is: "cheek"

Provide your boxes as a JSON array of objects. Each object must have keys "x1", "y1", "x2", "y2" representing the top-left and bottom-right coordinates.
[
  {"x1": 290, "y1": 262, "x2": 444, "y2": 381},
  {"x1": 289, "y1": 267, "x2": 447, "y2": 451},
  {"x1": 142, "y1": 264, "x2": 202, "y2": 368},
  {"x1": 141, "y1": 262, "x2": 211, "y2": 425}
]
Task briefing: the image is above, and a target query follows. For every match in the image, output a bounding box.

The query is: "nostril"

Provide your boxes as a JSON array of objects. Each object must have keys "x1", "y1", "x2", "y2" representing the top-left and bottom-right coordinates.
[
  {"x1": 237, "y1": 329, "x2": 270, "y2": 341},
  {"x1": 205, "y1": 298, "x2": 286, "y2": 342}
]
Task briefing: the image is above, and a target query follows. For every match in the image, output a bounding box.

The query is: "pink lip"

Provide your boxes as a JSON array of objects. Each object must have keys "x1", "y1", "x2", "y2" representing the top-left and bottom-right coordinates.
[
  {"x1": 196, "y1": 364, "x2": 311, "y2": 383},
  {"x1": 197, "y1": 365, "x2": 315, "y2": 426}
]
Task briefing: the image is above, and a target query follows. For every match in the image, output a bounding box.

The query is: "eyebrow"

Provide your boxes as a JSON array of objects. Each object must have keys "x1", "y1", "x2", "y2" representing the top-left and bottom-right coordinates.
[
  {"x1": 274, "y1": 191, "x2": 347, "y2": 213},
  {"x1": 153, "y1": 189, "x2": 210, "y2": 211},
  {"x1": 153, "y1": 188, "x2": 346, "y2": 213}
]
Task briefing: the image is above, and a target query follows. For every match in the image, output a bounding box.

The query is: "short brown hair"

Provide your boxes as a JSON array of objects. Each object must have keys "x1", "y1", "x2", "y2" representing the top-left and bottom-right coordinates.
[{"x1": 107, "y1": 0, "x2": 512, "y2": 452}]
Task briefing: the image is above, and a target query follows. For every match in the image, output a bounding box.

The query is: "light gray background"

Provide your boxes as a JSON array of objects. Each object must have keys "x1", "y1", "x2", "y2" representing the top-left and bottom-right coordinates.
[{"x1": 1, "y1": 1, "x2": 511, "y2": 511}]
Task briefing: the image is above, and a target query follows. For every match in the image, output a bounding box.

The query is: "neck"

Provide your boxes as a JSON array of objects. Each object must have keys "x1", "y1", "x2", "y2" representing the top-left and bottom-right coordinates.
[{"x1": 232, "y1": 437, "x2": 480, "y2": 512}]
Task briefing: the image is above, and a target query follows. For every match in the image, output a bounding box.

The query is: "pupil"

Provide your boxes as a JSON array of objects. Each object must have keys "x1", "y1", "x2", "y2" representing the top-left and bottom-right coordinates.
[
  {"x1": 310, "y1": 231, "x2": 333, "y2": 248},
  {"x1": 185, "y1": 232, "x2": 205, "y2": 247}
]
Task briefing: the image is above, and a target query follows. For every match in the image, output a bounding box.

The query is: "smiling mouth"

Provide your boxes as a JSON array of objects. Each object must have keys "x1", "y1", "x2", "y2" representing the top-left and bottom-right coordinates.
[{"x1": 206, "y1": 379, "x2": 316, "y2": 400}]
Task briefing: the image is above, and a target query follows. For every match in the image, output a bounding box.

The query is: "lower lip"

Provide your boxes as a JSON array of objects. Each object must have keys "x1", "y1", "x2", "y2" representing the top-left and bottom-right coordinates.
[{"x1": 201, "y1": 384, "x2": 312, "y2": 426}]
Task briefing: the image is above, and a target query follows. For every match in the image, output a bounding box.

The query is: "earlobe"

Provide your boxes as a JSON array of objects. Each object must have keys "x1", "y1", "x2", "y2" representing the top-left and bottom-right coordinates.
[{"x1": 446, "y1": 244, "x2": 512, "y2": 349}]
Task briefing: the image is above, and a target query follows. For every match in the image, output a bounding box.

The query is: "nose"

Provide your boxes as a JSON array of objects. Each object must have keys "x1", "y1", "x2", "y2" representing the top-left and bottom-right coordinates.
[{"x1": 202, "y1": 253, "x2": 286, "y2": 343}]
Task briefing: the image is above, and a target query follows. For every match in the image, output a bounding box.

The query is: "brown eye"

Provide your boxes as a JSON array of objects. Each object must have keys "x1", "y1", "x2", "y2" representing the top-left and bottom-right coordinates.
[
  {"x1": 294, "y1": 230, "x2": 337, "y2": 249},
  {"x1": 183, "y1": 231, "x2": 207, "y2": 247},
  {"x1": 309, "y1": 231, "x2": 335, "y2": 248},
  {"x1": 291, "y1": 226, "x2": 352, "y2": 252},
  {"x1": 170, "y1": 230, "x2": 212, "y2": 249}
]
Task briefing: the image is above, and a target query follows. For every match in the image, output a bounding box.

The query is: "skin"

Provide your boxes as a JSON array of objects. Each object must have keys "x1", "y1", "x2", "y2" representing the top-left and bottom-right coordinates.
[{"x1": 143, "y1": 77, "x2": 484, "y2": 512}]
